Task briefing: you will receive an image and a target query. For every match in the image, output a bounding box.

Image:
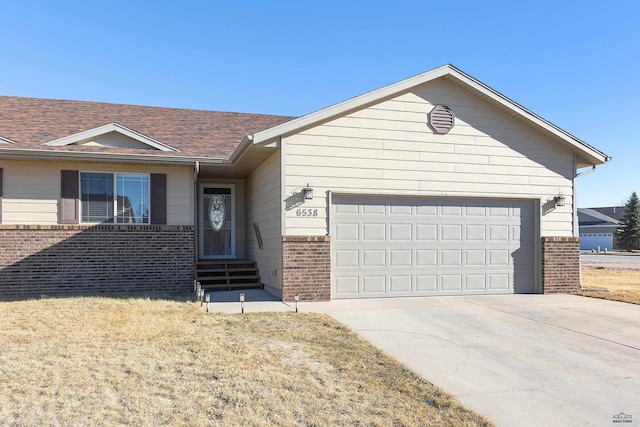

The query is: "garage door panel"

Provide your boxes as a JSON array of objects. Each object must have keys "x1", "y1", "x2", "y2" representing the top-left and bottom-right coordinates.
[
  {"x1": 466, "y1": 206, "x2": 486, "y2": 216},
  {"x1": 390, "y1": 223, "x2": 412, "y2": 240},
  {"x1": 416, "y1": 250, "x2": 438, "y2": 266},
  {"x1": 335, "y1": 249, "x2": 359, "y2": 267},
  {"x1": 489, "y1": 225, "x2": 510, "y2": 241},
  {"x1": 389, "y1": 276, "x2": 412, "y2": 293},
  {"x1": 390, "y1": 204, "x2": 412, "y2": 215},
  {"x1": 442, "y1": 224, "x2": 463, "y2": 240},
  {"x1": 335, "y1": 203, "x2": 359, "y2": 214},
  {"x1": 441, "y1": 205, "x2": 463, "y2": 216},
  {"x1": 489, "y1": 206, "x2": 510, "y2": 216},
  {"x1": 489, "y1": 249, "x2": 510, "y2": 266},
  {"x1": 466, "y1": 274, "x2": 486, "y2": 290},
  {"x1": 335, "y1": 276, "x2": 359, "y2": 295},
  {"x1": 466, "y1": 249, "x2": 486, "y2": 265},
  {"x1": 390, "y1": 250, "x2": 412, "y2": 266},
  {"x1": 361, "y1": 204, "x2": 384, "y2": 215},
  {"x1": 335, "y1": 223, "x2": 359, "y2": 240},
  {"x1": 442, "y1": 275, "x2": 462, "y2": 291},
  {"x1": 466, "y1": 224, "x2": 486, "y2": 240},
  {"x1": 489, "y1": 274, "x2": 510, "y2": 290},
  {"x1": 363, "y1": 249, "x2": 386, "y2": 267},
  {"x1": 363, "y1": 276, "x2": 386, "y2": 293},
  {"x1": 416, "y1": 224, "x2": 438, "y2": 240},
  {"x1": 332, "y1": 196, "x2": 535, "y2": 298},
  {"x1": 363, "y1": 223, "x2": 386, "y2": 240},
  {"x1": 416, "y1": 275, "x2": 438, "y2": 292},
  {"x1": 416, "y1": 205, "x2": 437, "y2": 216},
  {"x1": 441, "y1": 250, "x2": 462, "y2": 266}
]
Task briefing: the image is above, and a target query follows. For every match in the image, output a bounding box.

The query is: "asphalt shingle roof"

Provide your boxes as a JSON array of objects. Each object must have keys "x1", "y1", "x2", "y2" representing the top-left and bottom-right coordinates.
[{"x1": 0, "y1": 96, "x2": 295, "y2": 158}]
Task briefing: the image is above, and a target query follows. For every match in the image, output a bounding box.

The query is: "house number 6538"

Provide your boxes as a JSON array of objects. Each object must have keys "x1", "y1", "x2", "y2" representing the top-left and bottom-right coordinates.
[{"x1": 296, "y1": 208, "x2": 318, "y2": 217}]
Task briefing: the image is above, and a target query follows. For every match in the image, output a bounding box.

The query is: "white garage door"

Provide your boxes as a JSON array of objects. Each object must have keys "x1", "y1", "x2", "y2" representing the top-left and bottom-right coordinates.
[
  {"x1": 579, "y1": 233, "x2": 614, "y2": 251},
  {"x1": 332, "y1": 196, "x2": 535, "y2": 298}
]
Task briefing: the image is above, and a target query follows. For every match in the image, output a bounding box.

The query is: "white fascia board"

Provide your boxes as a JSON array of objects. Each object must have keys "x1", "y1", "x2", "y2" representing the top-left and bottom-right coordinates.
[
  {"x1": 252, "y1": 65, "x2": 451, "y2": 144},
  {"x1": 228, "y1": 134, "x2": 253, "y2": 164},
  {"x1": 0, "y1": 146, "x2": 226, "y2": 165},
  {"x1": 445, "y1": 66, "x2": 610, "y2": 165},
  {"x1": 252, "y1": 64, "x2": 610, "y2": 165},
  {"x1": 0, "y1": 135, "x2": 17, "y2": 144},
  {"x1": 42, "y1": 122, "x2": 180, "y2": 152}
]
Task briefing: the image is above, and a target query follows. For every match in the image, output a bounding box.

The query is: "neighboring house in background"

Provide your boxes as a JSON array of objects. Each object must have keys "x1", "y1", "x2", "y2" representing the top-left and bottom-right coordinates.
[
  {"x1": 0, "y1": 64, "x2": 611, "y2": 300},
  {"x1": 578, "y1": 207, "x2": 625, "y2": 251}
]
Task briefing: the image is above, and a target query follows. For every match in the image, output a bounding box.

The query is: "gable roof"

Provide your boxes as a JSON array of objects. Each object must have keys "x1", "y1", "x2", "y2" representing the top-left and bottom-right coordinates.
[
  {"x1": 581, "y1": 206, "x2": 626, "y2": 223},
  {"x1": 578, "y1": 208, "x2": 622, "y2": 226},
  {"x1": 252, "y1": 64, "x2": 610, "y2": 167},
  {"x1": 0, "y1": 96, "x2": 294, "y2": 160}
]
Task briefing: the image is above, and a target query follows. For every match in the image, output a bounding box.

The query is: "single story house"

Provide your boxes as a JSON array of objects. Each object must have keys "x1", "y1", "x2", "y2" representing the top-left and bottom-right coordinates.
[
  {"x1": 578, "y1": 207, "x2": 625, "y2": 251},
  {"x1": 0, "y1": 64, "x2": 611, "y2": 300}
]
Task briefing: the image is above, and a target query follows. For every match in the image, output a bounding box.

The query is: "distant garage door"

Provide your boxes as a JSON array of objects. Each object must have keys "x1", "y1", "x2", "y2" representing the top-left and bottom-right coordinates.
[{"x1": 331, "y1": 196, "x2": 535, "y2": 298}]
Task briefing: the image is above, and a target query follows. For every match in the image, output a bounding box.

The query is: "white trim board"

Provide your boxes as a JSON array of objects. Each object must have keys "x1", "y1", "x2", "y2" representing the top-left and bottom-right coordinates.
[{"x1": 42, "y1": 122, "x2": 179, "y2": 152}]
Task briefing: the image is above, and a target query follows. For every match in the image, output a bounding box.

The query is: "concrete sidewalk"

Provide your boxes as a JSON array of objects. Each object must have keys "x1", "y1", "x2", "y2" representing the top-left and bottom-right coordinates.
[{"x1": 202, "y1": 289, "x2": 295, "y2": 313}]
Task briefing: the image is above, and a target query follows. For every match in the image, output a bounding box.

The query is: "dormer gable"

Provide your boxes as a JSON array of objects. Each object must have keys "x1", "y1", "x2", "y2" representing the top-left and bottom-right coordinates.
[{"x1": 42, "y1": 123, "x2": 179, "y2": 152}]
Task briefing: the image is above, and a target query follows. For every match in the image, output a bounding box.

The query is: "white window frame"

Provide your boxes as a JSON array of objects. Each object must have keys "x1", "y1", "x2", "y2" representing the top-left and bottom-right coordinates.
[{"x1": 80, "y1": 171, "x2": 151, "y2": 224}]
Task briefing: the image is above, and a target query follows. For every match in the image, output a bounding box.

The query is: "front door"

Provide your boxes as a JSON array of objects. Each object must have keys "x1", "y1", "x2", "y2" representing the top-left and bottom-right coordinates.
[{"x1": 199, "y1": 184, "x2": 235, "y2": 259}]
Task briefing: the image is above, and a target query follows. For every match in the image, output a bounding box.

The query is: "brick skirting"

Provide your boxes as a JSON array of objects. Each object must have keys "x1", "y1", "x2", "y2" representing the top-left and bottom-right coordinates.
[
  {"x1": 541, "y1": 236, "x2": 581, "y2": 293},
  {"x1": 0, "y1": 225, "x2": 194, "y2": 299},
  {"x1": 282, "y1": 235, "x2": 331, "y2": 302}
]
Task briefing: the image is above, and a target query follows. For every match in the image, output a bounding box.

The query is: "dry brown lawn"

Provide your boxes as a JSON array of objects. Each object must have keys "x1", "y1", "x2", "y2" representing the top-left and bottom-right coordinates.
[
  {"x1": 580, "y1": 267, "x2": 640, "y2": 304},
  {"x1": 0, "y1": 294, "x2": 491, "y2": 426}
]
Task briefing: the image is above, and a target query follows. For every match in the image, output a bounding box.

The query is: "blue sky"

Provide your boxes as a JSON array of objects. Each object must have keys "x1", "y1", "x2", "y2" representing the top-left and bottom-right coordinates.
[{"x1": 2, "y1": 1, "x2": 638, "y2": 207}]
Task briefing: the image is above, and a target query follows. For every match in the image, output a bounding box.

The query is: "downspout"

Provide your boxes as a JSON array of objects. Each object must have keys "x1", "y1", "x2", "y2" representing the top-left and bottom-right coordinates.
[
  {"x1": 572, "y1": 164, "x2": 598, "y2": 236},
  {"x1": 572, "y1": 162, "x2": 600, "y2": 288},
  {"x1": 575, "y1": 165, "x2": 596, "y2": 179}
]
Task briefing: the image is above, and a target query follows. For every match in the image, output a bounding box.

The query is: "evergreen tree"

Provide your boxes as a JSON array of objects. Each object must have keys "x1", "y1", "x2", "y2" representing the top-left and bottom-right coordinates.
[{"x1": 617, "y1": 191, "x2": 640, "y2": 251}]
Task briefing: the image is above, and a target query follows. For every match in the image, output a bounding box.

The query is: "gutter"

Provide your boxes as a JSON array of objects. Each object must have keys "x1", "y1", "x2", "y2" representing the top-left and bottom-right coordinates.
[
  {"x1": 575, "y1": 165, "x2": 597, "y2": 179},
  {"x1": 0, "y1": 147, "x2": 229, "y2": 166}
]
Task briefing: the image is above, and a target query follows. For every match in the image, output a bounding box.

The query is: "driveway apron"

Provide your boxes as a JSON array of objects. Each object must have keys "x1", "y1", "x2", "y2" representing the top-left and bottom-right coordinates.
[{"x1": 302, "y1": 294, "x2": 640, "y2": 427}]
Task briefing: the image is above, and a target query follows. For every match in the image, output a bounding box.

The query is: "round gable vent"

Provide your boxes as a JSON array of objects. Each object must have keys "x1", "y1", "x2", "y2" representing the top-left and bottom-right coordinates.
[{"x1": 428, "y1": 105, "x2": 455, "y2": 134}]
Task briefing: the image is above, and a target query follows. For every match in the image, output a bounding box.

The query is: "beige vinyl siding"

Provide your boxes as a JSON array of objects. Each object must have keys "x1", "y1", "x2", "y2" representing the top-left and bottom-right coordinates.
[
  {"x1": 1, "y1": 159, "x2": 193, "y2": 225},
  {"x1": 245, "y1": 151, "x2": 282, "y2": 293},
  {"x1": 284, "y1": 77, "x2": 574, "y2": 236}
]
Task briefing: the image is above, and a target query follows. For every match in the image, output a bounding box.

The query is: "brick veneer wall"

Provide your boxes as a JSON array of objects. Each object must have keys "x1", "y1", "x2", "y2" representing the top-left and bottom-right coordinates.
[
  {"x1": 282, "y1": 235, "x2": 331, "y2": 302},
  {"x1": 541, "y1": 236, "x2": 581, "y2": 293},
  {"x1": 0, "y1": 225, "x2": 194, "y2": 299}
]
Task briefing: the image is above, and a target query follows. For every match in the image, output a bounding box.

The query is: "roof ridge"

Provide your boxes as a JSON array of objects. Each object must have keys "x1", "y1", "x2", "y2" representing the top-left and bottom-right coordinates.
[{"x1": 0, "y1": 95, "x2": 296, "y2": 119}]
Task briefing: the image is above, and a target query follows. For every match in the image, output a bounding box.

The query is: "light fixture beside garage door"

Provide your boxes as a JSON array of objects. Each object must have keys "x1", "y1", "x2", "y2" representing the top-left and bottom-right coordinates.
[{"x1": 428, "y1": 105, "x2": 455, "y2": 134}]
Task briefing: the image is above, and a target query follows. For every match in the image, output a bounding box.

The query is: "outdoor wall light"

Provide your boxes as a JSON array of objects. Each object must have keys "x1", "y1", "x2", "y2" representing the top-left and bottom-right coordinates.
[
  {"x1": 303, "y1": 183, "x2": 314, "y2": 200},
  {"x1": 554, "y1": 194, "x2": 566, "y2": 207}
]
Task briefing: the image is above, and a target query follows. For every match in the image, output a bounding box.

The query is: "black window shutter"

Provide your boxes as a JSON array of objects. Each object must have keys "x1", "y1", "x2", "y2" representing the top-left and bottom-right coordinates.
[
  {"x1": 60, "y1": 170, "x2": 79, "y2": 224},
  {"x1": 0, "y1": 168, "x2": 3, "y2": 223},
  {"x1": 150, "y1": 173, "x2": 167, "y2": 225}
]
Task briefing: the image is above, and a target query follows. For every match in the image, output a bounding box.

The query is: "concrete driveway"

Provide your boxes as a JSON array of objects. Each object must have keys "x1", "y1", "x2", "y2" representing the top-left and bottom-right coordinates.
[{"x1": 302, "y1": 295, "x2": 640, "y2": 427}]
